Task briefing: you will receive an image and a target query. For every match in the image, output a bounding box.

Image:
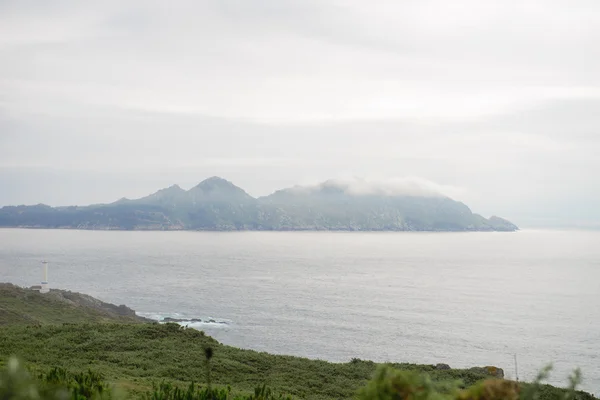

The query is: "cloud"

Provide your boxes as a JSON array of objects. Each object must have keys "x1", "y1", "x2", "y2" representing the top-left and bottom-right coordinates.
[
  {"x1": 290, "y1": 177, "x2": 467, "y2": 199},
  {"x1": 1, "y1": 1, "x2": 599, "y2": 122},
  {"x1": 0, "y1": 1, "x2": 599, "y2": 227}
]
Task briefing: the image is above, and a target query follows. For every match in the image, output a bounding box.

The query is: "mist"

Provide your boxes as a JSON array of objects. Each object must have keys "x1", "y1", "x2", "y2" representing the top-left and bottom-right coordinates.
[
  {"x1": 287, "y1": 177, "x2": 464, "y2": 199},
  {"x1": 1, "y1": 1, "x2": 599, "y2": 228}
]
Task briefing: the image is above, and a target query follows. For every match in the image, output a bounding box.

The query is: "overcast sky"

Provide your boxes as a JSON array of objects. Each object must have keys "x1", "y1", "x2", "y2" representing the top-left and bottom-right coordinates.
[{"x1": 1, "y1": 0, "x2": 599, "y2": 228}]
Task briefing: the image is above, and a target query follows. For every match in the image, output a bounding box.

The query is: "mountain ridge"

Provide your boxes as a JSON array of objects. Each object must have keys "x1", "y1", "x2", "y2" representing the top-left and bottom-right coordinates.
[{"x1": 0, "y1": 177, "x2": 518, "y2": 232}]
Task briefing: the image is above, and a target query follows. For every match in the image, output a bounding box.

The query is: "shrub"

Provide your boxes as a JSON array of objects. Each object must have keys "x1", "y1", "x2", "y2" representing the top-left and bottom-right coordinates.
[
  {"x1": 357, "y1": 365, "x2": 592, "y2": 400},
  {"x1": 0, "y1": 357, "x2": 113, "y2": 400}
]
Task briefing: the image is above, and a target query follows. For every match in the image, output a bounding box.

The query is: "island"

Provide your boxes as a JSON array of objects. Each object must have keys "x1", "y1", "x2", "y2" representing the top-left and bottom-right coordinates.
[{"x1": 0, "y1": 177, "x2": 518, "y2": 232}]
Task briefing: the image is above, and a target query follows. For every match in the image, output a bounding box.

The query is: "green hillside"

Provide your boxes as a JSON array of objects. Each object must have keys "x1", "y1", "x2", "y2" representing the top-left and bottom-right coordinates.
[
  {"x1": 0, "y1": 284, "x2": 592, "y2": 400},
  {"x1": 0, "y1": 323, "x2": 593, "y2": 400},
  {"x1": 0, "y1": 283, "x2": 148, "y2": 325}
]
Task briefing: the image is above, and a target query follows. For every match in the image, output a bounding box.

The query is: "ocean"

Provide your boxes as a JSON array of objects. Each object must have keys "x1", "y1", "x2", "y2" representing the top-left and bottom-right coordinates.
[{"x1": 1, "y1": 228, "x2": 598, "y2": 394}]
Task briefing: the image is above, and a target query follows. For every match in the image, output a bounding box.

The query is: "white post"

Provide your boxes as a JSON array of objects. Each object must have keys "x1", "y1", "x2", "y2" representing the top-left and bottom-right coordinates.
[{"x1": 40, "y1": 261, "x2": 49, "y2": 293}]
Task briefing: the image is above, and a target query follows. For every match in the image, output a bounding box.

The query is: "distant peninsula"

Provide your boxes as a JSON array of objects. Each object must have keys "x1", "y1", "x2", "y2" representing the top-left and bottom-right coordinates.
[{"x1": 0, "y1": 177, "x2": 518, "y2": 232}]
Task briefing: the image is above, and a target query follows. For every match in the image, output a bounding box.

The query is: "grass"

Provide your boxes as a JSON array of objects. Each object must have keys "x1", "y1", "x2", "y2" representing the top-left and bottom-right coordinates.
[
  {"x1": 0, "y1": 283, "x2": 145, "y2": 325},
  {"x1": 0, "y1": 284, "x2": 595, "y2": 399},
  {"x1": 0, "y1": 323, "x2": 594, "y2": 400},
  {"x1": 0, "y1": 322, "x2": 394, "y2": 398}
]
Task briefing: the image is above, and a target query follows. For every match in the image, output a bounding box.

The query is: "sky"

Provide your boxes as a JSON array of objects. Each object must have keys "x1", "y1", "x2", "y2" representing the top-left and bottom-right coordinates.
[{"x1": 1, "y1": 0, "x2": 599, "y2": 228}]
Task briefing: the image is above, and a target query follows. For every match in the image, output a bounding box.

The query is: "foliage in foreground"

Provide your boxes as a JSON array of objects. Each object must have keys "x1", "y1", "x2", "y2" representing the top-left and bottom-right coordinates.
[
  {"x1": 0, "y1": 358, "x2": 291, "y2": 400},
  {"x1": 357, "y1": 365, "x2": 591, "y2": 400},
  {"x1": 1, "y1": 357, "x2": 595, "y2": 400},
  {"x1": 0, "y1": 357, "x2": 113, "y2": 400},
  {"x1": 0, "y1": 323, "x2": 595, "y2": 400},
  {"x1": 0, "y1": 323, "x2": 495, "y2": 399},
  {"x1": 146, "y1": 381, "x2": 292, "y2": 400}
]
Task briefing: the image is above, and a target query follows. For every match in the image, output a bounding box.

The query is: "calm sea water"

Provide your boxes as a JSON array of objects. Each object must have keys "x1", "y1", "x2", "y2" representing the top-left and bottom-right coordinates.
[{"x1": 1, "y1": 229, "x2": 599, "y2": 394}]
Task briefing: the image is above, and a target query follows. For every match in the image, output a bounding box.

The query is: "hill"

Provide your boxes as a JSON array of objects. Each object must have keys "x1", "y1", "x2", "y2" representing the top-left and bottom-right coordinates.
[
  {"x1": 0, "y1": 283, "x2": 149, "y2": 325},
  {"x1": 0, "y1": 177, "x2": 518, "y2": 231},
  {"x1": 260, "y1": 181, "x2": 517, "y2": 231},
  {"x1": 2, "y1": 323, "x2": 592, "y2": 400},
  {"x1": 0, "y1": 286, "x2": 592, "y2": 399}
]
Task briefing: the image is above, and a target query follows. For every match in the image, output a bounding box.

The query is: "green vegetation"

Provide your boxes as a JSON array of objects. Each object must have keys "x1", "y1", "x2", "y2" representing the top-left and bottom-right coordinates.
[
  {"x1": 0, "y1": 176, "x2": 517, "y2": 231},
  {"x1": 0, "y1": 285, "x2": 593, "y2": 399},
  {"x1": 0, "y1": 284, "x2": 147, "y2": 325},
  {"x1": 0, "y1": 323, "x2": 594, "y2": 400},
  {"x1": 357, "y1": 364, "x2": 589, "y2": 400},
  {"x1": 1, "y1": 357, "x2": 291, "y2": 400},
  {"x1": 0, "y1": 322, "x2": 409, "y2": 398}
]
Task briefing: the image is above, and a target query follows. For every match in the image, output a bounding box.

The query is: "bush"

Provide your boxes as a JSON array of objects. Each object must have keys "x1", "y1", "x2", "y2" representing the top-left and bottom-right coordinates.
[
  {"x1": 0, "y1": 348, "x2": 594, "y2": 400},
  {"x1": 358, "y1": 365, "x2": 459, "y2": 400},
  {"x1": 357, "y1": 365, "x2": 592, "y2": 400},
  {"x1": 0, "y1": 357, "x2": 290, "y2": 400},
  {"x1": 145, "y1": 382, "x2": 291, "y2": 400},
  {"x1": 0, "y1": 357, "x2": 113, "y2": 400}
]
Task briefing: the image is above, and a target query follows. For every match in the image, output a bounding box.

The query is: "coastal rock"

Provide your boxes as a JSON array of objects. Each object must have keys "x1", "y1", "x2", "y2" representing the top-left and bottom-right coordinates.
[
  {"x1": 0, "y1": 283, "x2": 150, "y2": 324},
  {"x1": 163, "y1": 317, "x2": 184, "y2": 323},
  {"x1": 436, "y1": 363, "x2": 451, "y2": 370},
  {"x1": 47, "y1": 289, "x2": 149, "y2": 320},
  {"x1": 162, "y1": 317, "x2": 208, "y2": 323}
]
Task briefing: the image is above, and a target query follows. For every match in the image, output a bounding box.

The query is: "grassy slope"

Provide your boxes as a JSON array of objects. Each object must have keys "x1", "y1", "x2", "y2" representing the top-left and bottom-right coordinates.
[
  {"x1": 0, "y1": 322, "x2": 493, "y2": 399},
  {"x1": 0, "y1": 283, "x2": 146, "y2": 325},
  {"x1": 0, "y1": 286, "x2": 594, "y2": 399},
  {"x1": 0, "y1": 323, "x2": 594, "y2": 400}
]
